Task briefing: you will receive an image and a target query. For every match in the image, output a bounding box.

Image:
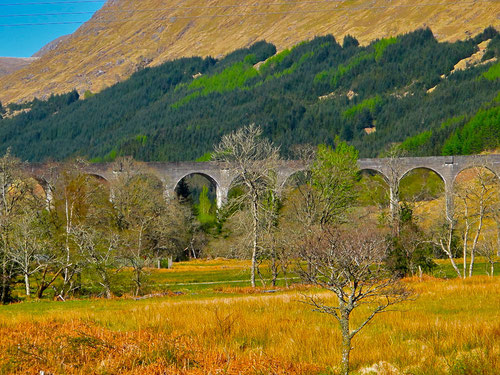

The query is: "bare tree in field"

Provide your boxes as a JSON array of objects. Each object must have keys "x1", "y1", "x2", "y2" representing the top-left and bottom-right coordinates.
[
  {"x1": 281, "y1": 141, "x2": 359, "y2": 282},
  {"x1": 213, "y1": 124, "x2": 280, "y2": 287},
  {"x1": 300, "y1": 228, "x2": 413, "y2": 375},
  {"x1": 434, "y1": 166, "x2": 498, "y2": 278},
  {"x1": 477, "y1": 236, "x2": 498, "y2": 277},
  {"x1": 112, "y1": 158, "x2": 189, "y2": 295},
  {"x1": 71, "y1": 226, "x2": 118, "y2": 299},
  {"x1": 455, "y1": 167, "x2": 498, "y2": 277},
  {"x1": 0, "y1": 150, "x2": 36, "y2": 303},
  {"x1": 9, "y1": 205, "x2": 46, "y2": 296},
  {"x1": 49, "y1": 159, "x2": 107, "y2": 298}
]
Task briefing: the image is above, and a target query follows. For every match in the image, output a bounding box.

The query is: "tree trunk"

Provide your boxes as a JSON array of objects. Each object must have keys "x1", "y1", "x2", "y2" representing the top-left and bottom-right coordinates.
[
  {"x1": 496, "y1": 219, "x2": 500, "y2": 257},
  {"x1": 462, "y1": 202, "x2": 469, "y2": 278},
  {"x1": 0, "y1": 258, "x2": 6, "y2": 303},
  {"x1": 251, "y1": 194, "x2": 258, "y2": 288},
  {"x1": 36, "y1": 285, "x2": 47, "y2": 299},
  {"x1": 104, "y1": 284, "x2": 112, "y2": 299},
  {"x1": 271, "y1": 245, "x2": 278, "y2": 287},
  {"x1": 389, "y1": 183, "x2": 400, "y2": 236},
  {"x1": 24, "y1": 272, "x2": 30, "y2": 296},
  {"x1": 98, "y1": 269, "x2": 112, "y2": 299},
  {"x1": 134, "y1": 267, "x2": 141, "y2": 296},
  {"x1": 340, "y1": 309, "x2": 352, "y2": 375},
  {"x1": 439, "y1": 219, "x2": 462, "y2": 278},
  {"x1": 469, "y1": 206, "x2": 484, "y2": 277}
]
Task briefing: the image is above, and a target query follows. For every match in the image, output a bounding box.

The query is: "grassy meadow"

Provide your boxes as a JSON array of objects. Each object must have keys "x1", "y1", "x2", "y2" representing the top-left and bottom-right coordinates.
[{"x1": 1, "y1": 259, "x2": 499, "y2": 375}]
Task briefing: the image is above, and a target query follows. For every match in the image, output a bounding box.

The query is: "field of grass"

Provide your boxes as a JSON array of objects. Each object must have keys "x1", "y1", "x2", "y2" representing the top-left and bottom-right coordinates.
[{"x1": 1, "y1": 259, "x2": 499, "y2": 374}]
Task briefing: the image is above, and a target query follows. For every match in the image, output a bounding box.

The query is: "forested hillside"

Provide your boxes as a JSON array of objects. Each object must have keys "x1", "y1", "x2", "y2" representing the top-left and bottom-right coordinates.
[
  {"x1": 0, "y1": 27, "x2": 499, "y2": 161},
  {"x1": 2, "y1": 0, "x2": 498, "y2": 104}
]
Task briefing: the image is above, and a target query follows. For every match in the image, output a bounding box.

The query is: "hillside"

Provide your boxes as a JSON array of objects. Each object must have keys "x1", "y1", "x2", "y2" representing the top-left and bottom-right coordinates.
[
  {"x1": 0, "y1": 28, "x2": 498, "y2": 162},
  {"x1": 0, "y1": 57, "x2": 37, "y2": 77},
  {"x1": 31, "y1": 35, "x2": 70, "y2": 58},
  {"x1": 0, "y1": 0, "x2": 499, "y2": 104}
]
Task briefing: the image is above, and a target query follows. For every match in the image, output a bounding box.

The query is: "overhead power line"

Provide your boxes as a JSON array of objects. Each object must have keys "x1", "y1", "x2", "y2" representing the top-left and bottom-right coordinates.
[
  {"x1": 0, "y1": 0, "x2": 498, "y2": 26},
  {"x1": 0, "y1": 1, "x2": 105, "y2": 6}
]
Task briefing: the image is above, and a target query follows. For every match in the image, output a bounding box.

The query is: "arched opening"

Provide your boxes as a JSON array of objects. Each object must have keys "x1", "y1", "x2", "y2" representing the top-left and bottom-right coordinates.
[
  {"x1": 400, "y1": 167, "x2": 445, "y2": 202},
  {"x1": 175, "y1": 173, "x2": 218, "y2": 226},
  {"x1": 353, "y1": 169, "x2": 390, "y2": 226},
  {"x1": 398, "y1": 167, "x2": 446, "y2": 226},
  {"x1": 356, "y1": 169, "x2": 390, "y2": 208},
  {"x1": 85, "y1": 173, "x2": 111, "y2": 198}
]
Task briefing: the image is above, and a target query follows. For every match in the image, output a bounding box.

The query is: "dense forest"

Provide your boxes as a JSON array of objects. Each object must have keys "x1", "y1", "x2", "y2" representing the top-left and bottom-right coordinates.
[{"x1": 0, "y1": 27, "x2": 498, "y2": 162}]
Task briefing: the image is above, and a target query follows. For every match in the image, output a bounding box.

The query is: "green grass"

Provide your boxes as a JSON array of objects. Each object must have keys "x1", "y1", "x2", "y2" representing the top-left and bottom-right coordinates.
[
  {"x1": 482, "y1": 61, "x2": 500, "y2": 80},
  {"x1": 343, "y1": 95, "x2": 382, "y2": 119},
  {"x1": 373, "y1": 37, "x2": 398, "y2": 61},
  {"x1": 432, "y1": 259, "x2": 500, "y2": 278},
  {"x1": 400, "y1": 130, "x2": 433, "y2": 152}
]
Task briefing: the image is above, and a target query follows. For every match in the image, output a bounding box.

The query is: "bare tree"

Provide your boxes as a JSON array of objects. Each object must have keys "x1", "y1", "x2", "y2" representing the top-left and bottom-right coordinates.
[
  {"x1": 382, "y1": 146, "x2": 407, "y2": 236},
  {"x1": 213, "y1": 124, "x2": 280, "y2": 287},
  {"x1": 455, "y1": 167, "x2": 498, "y2": 277},
  {"x1": 300, "y1": 227, "x2": 413, "y2": 375},
  {"x1": 477, "y1": 236, "x2": 498, "y2": 277},
  {"x1": 8, "y1": 206, "x2": 46, "y2": 296},
  {"x1": 71, "y1": 226, "x2": 118, "y2": 298},
  {"x1": 0, "y1": 149, "x2": 36, "y2": 303},
  {"x1": 431, "y1": 166, "x2": 498, "y2": 278},
  {"x1": 112, "y1": 158, "x2": 189, "y2": 295},
  {"x1": 49, "y1": 159, "x2": 107, "y2": 298},
  {"x1": 282, "y1": 141, "x2": 359, "y2": 282}
]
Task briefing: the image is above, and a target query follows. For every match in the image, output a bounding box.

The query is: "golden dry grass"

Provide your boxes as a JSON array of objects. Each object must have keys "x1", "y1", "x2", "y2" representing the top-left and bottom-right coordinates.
[{"x1": 0, "y1": 276, "x2": 499, "y2": 374}]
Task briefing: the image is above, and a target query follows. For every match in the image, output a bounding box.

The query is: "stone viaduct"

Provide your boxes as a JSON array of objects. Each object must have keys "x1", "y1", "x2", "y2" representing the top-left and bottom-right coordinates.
[{"x1": 27, "y1": 154, "x2": 500, "y2": 217}]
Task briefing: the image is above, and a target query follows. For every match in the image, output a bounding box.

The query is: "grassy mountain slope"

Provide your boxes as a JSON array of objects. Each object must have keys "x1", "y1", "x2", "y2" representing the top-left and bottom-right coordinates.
[
  {"x1": 1, "y1": 0, "x2": 499, "y2": 104},
  {"x1": 0, "y1": 57, "x2": 38, "y2": 77},
  {"x1": 0, "y1": 28, "x2": 498, "y2": 162}
]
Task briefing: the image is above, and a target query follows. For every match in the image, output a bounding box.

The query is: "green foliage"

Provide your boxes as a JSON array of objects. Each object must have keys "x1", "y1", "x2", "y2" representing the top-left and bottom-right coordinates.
[
  {"x1": 196, "y1": 185, "x2": 216, "y2": 227},
  {"x1": 0, "y1": 28, "x2": 498, "y2": 162},
  {"x1": 356, "y1": 171, "x2": 389, "y2": 208},
  {"x1": 442, "y1": 105, "x2": 500, "y2": 154},
  {"x1": 343, "y1": 95, "x2": 382, "y2": 119},
  {"x1": 174, "y1": 62, "x2": 259, "y2": 107},
  {"x1": 481, "y1": 32, "x2": 500, "y2": 61},
  {"x1": 342, "y1": 34, "x2": 359, "y2": 49},
  {"x1": 474, "y1": 25, "x2": 498, "y2": 44},
  {"x1": 400, "y1": 131, "x2": 433, "y2": 152},
  {"x1": 243, "y1": 54, "x2": 257, "y2": 65},
  {"x1": 83, "y1": 90, "x2": 95, "y2": 99},
  {"x1": 315, "y1": 51, "x2": 374, "y2": 86},
  {"x1": 258, "y1": 48, "x2": 292, "y2": 74},
  {"x1": 195, "y1": 152, "x2": 212, "y2": 162},
  {"x1": 482, "y1": 61, "x2": 500, "y2": 80},
  {"x1": 385, "y1": 204, "x2": 437, "y2": 277},
  {"x1": 373, "y1": 37, "x2": 398, "y2": 61},
  {"x1": 135, "y1": 135, "x2": 147, "y2": 145},
  {"x1": 311, "y1": 140, "x2": 359, "y2": 224},
  {"x1": 400, "y1": 168, "x2": 445, "y2": 201},
  {"x1": 188, "y1": 62, "x2": 258, "y2": 93},
  {"x1": 270, "y1": 51, "x2": 314, "y2": 79},
  {"x1": 440, "y1": 115, "x2": 466, "y2": 129}
]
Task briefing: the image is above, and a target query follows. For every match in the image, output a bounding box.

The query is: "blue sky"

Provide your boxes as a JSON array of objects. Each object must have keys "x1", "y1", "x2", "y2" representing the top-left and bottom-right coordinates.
[{"x1": 0, "y1": 0, "x2": 105, "y2": 57}]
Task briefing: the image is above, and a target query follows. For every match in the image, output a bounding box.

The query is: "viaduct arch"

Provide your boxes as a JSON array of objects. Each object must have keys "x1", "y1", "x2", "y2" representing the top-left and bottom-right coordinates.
[{"x1": 27, "y1": 155, "x2": 500, "y2": 214}]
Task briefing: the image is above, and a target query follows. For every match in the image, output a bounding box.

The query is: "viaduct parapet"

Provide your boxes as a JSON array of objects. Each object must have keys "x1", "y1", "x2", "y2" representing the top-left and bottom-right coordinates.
[{"x1": 27, "y1": 155, "x2": 500, "y2": 216}]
